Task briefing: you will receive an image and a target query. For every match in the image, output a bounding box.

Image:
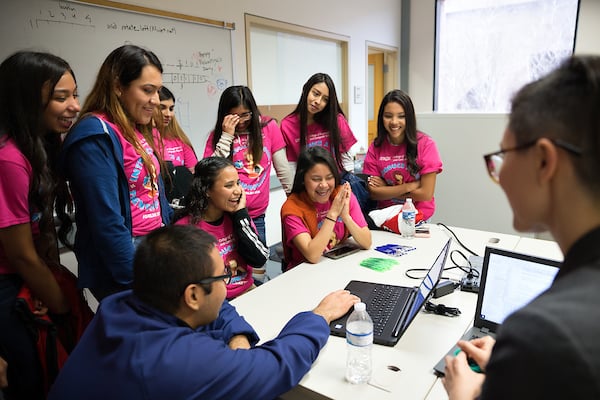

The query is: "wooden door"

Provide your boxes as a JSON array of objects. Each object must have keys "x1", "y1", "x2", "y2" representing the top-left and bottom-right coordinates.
[{"x1": 368, "y1": 53, "x2": 384, "y2": 145}]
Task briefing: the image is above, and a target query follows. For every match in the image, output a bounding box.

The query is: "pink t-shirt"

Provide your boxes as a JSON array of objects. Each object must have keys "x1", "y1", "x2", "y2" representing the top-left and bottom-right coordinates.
[
  {"x1": 0, "y1": 137, "x2": 40, "y2": 274},
  {"x1": 159, "y1": 137, "x2": 197, "y2": 169},
  {"x1": 362, "y1": 131, "x2": 443, "y2": 220},
  {"x1": 204, "y1": 117, "x2": 286, "y2": 218},
  {"x1": 175, "y1": 215, "x2": 253, "y2": 299},
  {"x1": 282, "y1": 192, "x2": 367, "y2": 269},
  {"x1": 280, "y1": 113, "x2": 357, "y2": 163},
  {"x1": 106, "y1": 120, "x2": 162, "y2": 237}
]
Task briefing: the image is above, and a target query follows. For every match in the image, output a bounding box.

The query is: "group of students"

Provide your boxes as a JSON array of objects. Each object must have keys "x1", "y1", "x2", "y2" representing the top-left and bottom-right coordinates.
[
  {"x1": 0, "y1": 43, "x2": 440, "y2": 399},
  {"x1": 2, "y1": 41, "x2": 599, "y2": 400},
  {"x1": 61, "y1": 44, "x2": 443, "y2": 303}
]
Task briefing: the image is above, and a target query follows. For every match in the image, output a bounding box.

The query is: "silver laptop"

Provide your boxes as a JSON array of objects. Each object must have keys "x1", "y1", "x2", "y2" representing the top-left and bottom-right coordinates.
[{"x1": 433, "y1": 246, "x2": 560, "y2": 375}]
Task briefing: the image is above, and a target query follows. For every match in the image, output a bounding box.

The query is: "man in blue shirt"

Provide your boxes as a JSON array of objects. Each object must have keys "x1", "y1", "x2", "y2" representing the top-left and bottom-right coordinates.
[{"x1": 49, "y1": 224, "x2": 358, "y2": 399}]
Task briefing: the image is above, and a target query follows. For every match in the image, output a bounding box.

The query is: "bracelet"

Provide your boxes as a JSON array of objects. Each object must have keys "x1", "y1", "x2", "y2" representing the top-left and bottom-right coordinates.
[{"x1": 325, "y1": 216, "x2": 337, "y2": 223}]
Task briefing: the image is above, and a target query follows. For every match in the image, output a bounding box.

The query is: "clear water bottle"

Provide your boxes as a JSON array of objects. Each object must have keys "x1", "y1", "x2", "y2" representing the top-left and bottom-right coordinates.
[
  {"x1": 345, "y1": 302, "x2": 373, "y2": 384},
  {"x1": 400, "y1": 198, "x2": 416, "y2": 239}
]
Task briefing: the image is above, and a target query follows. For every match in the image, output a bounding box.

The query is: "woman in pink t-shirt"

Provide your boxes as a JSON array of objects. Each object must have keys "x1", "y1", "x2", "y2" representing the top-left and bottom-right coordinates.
[
  {"x1": 280, "y1": 146, "x2": 371, "y2": 271},
  {"x1": 204, "y1": 86, "x2": 293, "y2": 251},
  {"x1": 173, "y1": 157, "x2": 269, "y2": 299},
  {"x1": 280, "y1": 73, "x2": 357, "y2": 174},
  {"x1": 62, "y1": 45, "x2": 172, "y2": 301},
  {"x1": 0, "y1": 51, "x2": 79, "y2": 399},
  {"x1": 363, "y1": 90, "x2": 443, "y2": 221},
  {"x1": 157, "y1": 86, "x2": 197, "y2": 172}
]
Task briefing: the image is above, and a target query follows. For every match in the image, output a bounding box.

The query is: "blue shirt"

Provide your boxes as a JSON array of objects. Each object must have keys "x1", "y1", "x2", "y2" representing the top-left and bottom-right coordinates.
[{"x1": 48, "y1": 290, "x2": 331, "y2": 400}]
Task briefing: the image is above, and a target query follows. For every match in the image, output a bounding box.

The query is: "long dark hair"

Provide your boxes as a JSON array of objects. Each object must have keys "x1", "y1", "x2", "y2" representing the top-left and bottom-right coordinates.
[
  {"x1": 291, "y1": 146, "x2": 341, "y2": 194},
  {"x1": 173, "y1": 157, "x2": 234, "y2": 224},
  {"x1": 158, "y1": 86, "x2": 195, "y2": 149},
  {"x1": 288, "y1": 73, "x2": 345, "y2": 169},
  {"x1": 0, "y1": 51, "x2": 76, "y2": 254},
  {"x1": 374, "y1": 89, "x2": 420, "y2": 177},
  {"x1": 211, "y1": 86, "x2": 266, "y2": 163}
]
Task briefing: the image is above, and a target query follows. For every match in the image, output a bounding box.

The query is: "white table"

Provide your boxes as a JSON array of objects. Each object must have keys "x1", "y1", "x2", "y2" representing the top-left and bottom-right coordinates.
[
  {"x1": 513, "y1": 236, "x2": 563, "y2": 261},
  {"x1": 231, "y1": 225, "x2": 522, "y2": 399}
]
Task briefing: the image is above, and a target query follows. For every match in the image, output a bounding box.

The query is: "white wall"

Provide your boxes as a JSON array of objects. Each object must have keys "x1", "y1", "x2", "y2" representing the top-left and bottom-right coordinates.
[
  {"x1": 408, "y1": 0, "x2": 600, "y2": 236},
  {"x1": 418, "y1": 114, "x2": 518, "y2": 234}
]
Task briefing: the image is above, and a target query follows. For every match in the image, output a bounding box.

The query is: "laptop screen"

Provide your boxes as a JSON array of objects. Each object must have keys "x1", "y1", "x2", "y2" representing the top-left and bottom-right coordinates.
[
  {"x1": 401, "y1": 238, "x2": 451, "y2": 331},
  {"x1": 476, "y1": 247, "x2": 560, "y2": 330}
]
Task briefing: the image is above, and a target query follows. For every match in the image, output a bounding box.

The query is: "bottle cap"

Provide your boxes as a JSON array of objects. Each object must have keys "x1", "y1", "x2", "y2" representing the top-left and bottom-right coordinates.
[{"x1": 354, "y1": 302, "x2": 366, "y2": 312}]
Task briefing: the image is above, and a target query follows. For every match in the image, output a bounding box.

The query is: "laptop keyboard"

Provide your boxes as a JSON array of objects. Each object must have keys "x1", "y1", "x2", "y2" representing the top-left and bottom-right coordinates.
[{"x1": 367, "y1": 285, "x2": 404, "y2": 335}]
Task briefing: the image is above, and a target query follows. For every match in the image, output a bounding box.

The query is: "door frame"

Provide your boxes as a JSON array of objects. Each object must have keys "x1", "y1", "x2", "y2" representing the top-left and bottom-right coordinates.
[{"x1": 366, "y1": 41, "x2": 398, "y2": 146}]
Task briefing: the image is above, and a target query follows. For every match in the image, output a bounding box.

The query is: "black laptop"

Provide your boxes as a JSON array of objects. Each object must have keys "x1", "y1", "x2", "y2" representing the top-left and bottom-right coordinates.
[
  {"x1": 330, "y1": 238, "x2": 451, "y2": 346},
  {"x1": 433, "y1": 246, "x2": 560, "y2": 376}
]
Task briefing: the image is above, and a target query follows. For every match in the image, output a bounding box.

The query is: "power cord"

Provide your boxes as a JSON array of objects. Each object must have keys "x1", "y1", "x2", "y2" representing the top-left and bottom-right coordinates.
[
  {"x1": 436, "y1": 222, "x2": 480, "y2": 257},
  {"x1": 404, "y1": 250, "x2": 478, "y2": 281},
  {"x1": 404, "y1": 224, "x2": 481, "y2": 292},
  {"x1": 425, "y1": 301, "x2": 461, "y2": 317},
  {"x1": 405, "y1": 267, "x2": 449, "y2": 280},
  {"x1": 449, "y1": 249, "x2": 480, "y2": 279}
]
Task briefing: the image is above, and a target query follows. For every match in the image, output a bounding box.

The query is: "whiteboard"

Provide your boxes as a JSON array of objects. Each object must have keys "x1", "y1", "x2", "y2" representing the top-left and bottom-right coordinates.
[
  {"x1": 250, "y1": 25, "x2": 344, "y2": 104},
  {"x1": 0, "y1": 0, "x2": 234, "y2": 153}
]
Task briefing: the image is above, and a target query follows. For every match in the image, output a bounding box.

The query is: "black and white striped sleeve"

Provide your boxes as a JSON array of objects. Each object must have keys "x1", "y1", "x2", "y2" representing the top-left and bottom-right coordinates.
[{"x1": 231, "y1": 208, "x2": 269, "y2": 267}]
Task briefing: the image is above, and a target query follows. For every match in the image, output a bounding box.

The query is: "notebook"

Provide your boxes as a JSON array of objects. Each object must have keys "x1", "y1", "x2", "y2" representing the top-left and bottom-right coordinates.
[
  {"x1": 330, "y1": 238, "x2": 451, "y2": 346},
  {"x1": 433, "y1": 247, "x2": 560, "y2": 376}
]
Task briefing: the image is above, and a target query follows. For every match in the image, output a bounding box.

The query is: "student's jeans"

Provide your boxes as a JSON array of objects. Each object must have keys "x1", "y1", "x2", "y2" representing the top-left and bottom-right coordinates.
[
  {"x1": 251, "y1": 214, "x2": 267, "y2": 286},
  {"x1": 251, "y1": 214, "x2": 267, "y2": 246}
]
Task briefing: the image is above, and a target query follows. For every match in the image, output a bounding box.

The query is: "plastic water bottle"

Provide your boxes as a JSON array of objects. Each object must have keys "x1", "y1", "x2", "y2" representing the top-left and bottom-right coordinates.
[
  {"x1": 345, "y1": 302, "x2": 373, "y2": 384},
  {"x1": 400, "y1": 198, "x2": 416, "y2": 239}
]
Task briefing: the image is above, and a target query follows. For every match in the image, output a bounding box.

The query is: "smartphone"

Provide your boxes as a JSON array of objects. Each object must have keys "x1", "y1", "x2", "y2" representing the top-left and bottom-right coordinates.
[
  {"x1": 416, "y1": 226, "x2": 430, "y2": 234},
  {"x1": 415, "y1": 226, "x2": 431, "y2": 238},
  {"x1": 323, "y1": 244, "x2": 361, "y2": 260}
]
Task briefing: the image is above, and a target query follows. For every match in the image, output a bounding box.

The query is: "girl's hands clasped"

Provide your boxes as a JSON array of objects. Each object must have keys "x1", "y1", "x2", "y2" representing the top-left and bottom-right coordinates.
[{"x1": 330, "y1": 182, "x2": 351, "y2": 220}]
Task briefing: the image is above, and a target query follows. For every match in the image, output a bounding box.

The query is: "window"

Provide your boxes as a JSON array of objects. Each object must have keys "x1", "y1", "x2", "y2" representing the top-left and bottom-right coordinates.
[{"x1": 435, "y1": 0, "x2": 579, "y2": 112}]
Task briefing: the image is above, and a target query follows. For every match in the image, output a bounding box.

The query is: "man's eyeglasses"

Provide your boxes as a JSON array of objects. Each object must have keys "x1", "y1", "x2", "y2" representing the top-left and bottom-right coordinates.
[
  {"x1": 235, "y1": 111, "x2": 252, "y2": 122},
  {"x1": 186, "y1": 265, "x2": 232, "y2": 292},
  {"x1": 483, "y1": 138, "x2": 582, "y2": 184}
]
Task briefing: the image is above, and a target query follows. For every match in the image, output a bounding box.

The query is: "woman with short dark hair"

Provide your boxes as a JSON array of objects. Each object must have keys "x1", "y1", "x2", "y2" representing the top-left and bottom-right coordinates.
[{"x1": 281, "y1": 146, "x2": 371, "y2": 270}]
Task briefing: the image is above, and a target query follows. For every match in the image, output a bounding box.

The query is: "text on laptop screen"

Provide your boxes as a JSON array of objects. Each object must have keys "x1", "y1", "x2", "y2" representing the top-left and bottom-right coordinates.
[{"x1": 479, "y1": 253, "x2": 559, "y2": 325}]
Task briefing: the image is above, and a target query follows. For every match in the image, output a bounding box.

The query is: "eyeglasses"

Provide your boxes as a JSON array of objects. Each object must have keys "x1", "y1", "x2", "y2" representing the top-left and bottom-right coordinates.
[
  {"x1": 483, "y1": 138, "x2": 582, "y2": 184},
  {"x1": 235, "y1": 111, "x2": 252, "y2": 122},
  {"x1": 186, "y1": 265, "x2": 232, "y2": 292}
]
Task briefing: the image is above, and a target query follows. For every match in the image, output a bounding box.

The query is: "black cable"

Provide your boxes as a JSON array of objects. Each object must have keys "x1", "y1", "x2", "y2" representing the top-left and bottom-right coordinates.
[
  {"x1": 436, "y1": 222, "x2": 480, "y2": 257},
  {"x1": 449, "y1": 249, "x2": 480, "y2": 278},
  {"x1": 425, "y1": 301, "x2": 461, "y2": 317},
  {"x1": 405, "y1": 224, "x2": 482, "y2": 281},
  {"x1": 405, "y1": 268, "x2": 458, "y2": 281},
  {"x1": 404, "y1": 268, "x2": 430, "y2": 279},
  {"x1": 404, "y1": 250, "x2": 479, "y2": 280}
]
